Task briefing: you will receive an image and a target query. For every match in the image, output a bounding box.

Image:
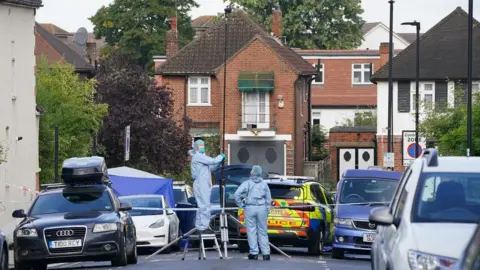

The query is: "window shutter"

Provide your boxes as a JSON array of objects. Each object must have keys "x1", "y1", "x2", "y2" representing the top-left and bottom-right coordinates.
[
  {"x1": 397, "y1": 81, "x2": 411, "y2": 112},
  {"x1": 454, "y1": 81, "x2": 467, "y2": 107},
  {"x1": 435, "y1": 81, "x2": 448, "y2": 112}
]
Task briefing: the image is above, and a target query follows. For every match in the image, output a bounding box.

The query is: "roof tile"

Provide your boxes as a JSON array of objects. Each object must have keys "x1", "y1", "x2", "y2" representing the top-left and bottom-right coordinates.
[
  {"x1": 3, "y1": 0, "x2": 42, "y2": 7},
  {"x1": 157, "y1": 10, "x2": 315, "y2": 75}
]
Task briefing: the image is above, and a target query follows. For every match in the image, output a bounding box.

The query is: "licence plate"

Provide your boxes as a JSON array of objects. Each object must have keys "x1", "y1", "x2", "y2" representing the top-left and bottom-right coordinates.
[
  {"x1": 363, "y1": 233, "x2": 376, "y2": 243},
  {"x1": 269, "y1": 209, "x2": 285, "y2": 215},
  {"x1": 49, "y1": 239, "x2": 82, "y2": 248}
]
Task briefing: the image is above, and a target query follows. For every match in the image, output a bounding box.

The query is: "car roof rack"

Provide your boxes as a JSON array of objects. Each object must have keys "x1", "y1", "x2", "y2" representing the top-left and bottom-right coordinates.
[
  {"x1": 422, "y1": 148, "x2": 438, "y2": 167},
  {"x1": 40, "y1": 180, "x2": 112, "y2": 192}
]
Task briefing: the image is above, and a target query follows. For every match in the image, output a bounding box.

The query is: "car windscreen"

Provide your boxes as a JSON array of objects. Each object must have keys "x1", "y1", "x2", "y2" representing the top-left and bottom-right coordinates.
[
  {"x1": 173, "y1": 189, "x2": 187, "y2": 204},
  {"x1": 339, "y1": 178, "x2": 398, "y2": 205},
  {"x1": 119, "y1": 196, "x2": 163, "y2": 216},
  {"x1": 412, "y1": 173, "x2": 480, "y2": 223},
  {"x1": 211, "y1": 186, "x2": 238, "y2": 203},
  {"x1": 268, "y1": 184, "x2": 302, "y2": 199},
  {"x1": 30, "y1": 189, "x2": 113, "y2": 215}
]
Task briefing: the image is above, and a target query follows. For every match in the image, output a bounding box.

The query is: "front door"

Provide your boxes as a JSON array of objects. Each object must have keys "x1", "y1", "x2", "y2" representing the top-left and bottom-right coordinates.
[{"x1": 338, "y1": 148, "x2": 375, "y2": 181}]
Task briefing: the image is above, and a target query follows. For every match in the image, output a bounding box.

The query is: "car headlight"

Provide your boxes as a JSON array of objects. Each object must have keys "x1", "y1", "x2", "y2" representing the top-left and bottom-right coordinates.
[
  {"x1": 16, "y1": 228, "x2": 38, "y2": 237},
  {"x1": 334, "y1": 218, "x2": 353, "y2": 227},
  {"x1": 93, "y1": 223, "x2": 118, "y2": 233},
  {"x1": 408, "y1": 250, "x2": 457, "y2": 270},
  {"x1": 149, "y1": 219, "x2": 165, "y2": 228}
]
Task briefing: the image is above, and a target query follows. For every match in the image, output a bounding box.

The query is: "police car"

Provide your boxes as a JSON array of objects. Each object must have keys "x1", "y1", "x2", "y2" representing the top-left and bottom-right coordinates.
[{"x1": 12, "y1": 157, "x2": 137, "y2": 270}]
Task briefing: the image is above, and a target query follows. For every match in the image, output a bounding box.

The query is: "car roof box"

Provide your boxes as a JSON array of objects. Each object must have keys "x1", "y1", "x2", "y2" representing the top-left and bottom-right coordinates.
[{"x1": 61, "y1": 156, "x2": 109, "y2": 185}]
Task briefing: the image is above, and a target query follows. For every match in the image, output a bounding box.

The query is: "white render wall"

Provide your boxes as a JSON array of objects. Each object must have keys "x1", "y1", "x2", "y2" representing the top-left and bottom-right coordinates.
[
  {"x1": 376, "y1": 81, "x2": 456, "y2": 136},
  {"x1": 312, "y1": 108, "x2": 376, "y2": 133},
  {"x1": 0, "y1": 3, "x2": 38, "y2": 242},
  {"x1": 358, "y1": 25, "x2": 410, "y2": 50}
]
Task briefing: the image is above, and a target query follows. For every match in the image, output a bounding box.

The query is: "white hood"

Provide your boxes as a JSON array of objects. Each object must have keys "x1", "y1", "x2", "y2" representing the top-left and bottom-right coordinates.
[
  {"x1": 132, "y1": 215, "x2": 165, "y2": 228},
  {"x1": 410, "y1": 223, "x2": 477, "y2": 258}
]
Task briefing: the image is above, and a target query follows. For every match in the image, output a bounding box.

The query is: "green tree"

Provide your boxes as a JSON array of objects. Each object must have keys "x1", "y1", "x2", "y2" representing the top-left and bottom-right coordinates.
[
  {"x1": 340, "y1": 110, "x2": 377, "y2": 127},
  {"x1": 36, "y1": 58, "x2": 108, "y2": 183},
  {"x1": 90, "y1": 0, "x2": 197, "y2": 70},
  {"x1": 312, "y1": 124, "x2": 329, "y2": 161},
  {"x1": 226, "y1": 0, "x2": 365, "y2": 49},
  {"x1": 419, "y1": 83, "x2": 480, "y2": 155}
]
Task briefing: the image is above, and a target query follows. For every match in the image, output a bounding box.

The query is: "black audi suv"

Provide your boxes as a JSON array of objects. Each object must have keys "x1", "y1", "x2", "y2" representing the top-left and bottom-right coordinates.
[{"x1": 12, "y1": 157, "x2": 138, "y2": 270}]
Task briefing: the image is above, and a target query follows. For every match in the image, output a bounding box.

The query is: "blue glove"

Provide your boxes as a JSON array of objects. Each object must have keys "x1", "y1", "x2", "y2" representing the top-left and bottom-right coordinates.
[{"x1": 220, "y1": 153, "x2": 226, "y2": 160}]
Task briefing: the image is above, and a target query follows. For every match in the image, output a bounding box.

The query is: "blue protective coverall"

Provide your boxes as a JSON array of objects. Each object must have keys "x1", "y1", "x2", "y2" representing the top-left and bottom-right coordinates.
[
  {"x1": 234, "y1": 172, "x2": 272, "y2": 255},
  {"x1": 189, "y1": 141, "x2": 224, "y2": 231}
]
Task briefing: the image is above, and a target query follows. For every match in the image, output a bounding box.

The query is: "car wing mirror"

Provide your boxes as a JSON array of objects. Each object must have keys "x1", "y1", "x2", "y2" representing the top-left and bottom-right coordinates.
[
  {"x1": 12, "y1": 209, "x2": 26, "y2": 218},
  {"x1": 369, "y1": 206, "x2": 394, "y2": 226},
  {"x1": 119, "y1": 202, "x2": 132, "y2": 211}
]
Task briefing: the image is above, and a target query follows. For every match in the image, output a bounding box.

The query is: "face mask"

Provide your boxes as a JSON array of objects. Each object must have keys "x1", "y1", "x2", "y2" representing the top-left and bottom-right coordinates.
[{"x1": 198, "y1": 145, "x2": 205, "y2": 153}]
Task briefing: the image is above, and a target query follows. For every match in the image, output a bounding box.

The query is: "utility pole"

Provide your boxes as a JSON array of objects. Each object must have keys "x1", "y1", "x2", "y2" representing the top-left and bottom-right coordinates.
[{"x1": 467, "y1": 0, "x2": 473, "y2": 156}]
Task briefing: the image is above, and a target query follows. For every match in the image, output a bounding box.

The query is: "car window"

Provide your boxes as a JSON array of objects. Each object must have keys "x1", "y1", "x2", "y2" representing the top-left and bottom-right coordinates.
[
  {"x1": 339, "y1": 178, "x2": 399, "y2": 205},
  {"x1": 390, "y1": 166, "x2": 413, "y2": 214},
  {"x1": 173, "y1": 189, "x2": 187, "y2": 203},
  {"x1": 268, "y1": 184, "x2": 302, "y2": 199},
  {"x1": 413, "y1": 172, "x2": 480, "y2": 223},
  {"x1": 120, "y1": 196, "x2": 163, "y2": 216},
  {"x1": 211, "y1": 185, "x2": 238, "y2": 203},
  {"x1": 393, "y1": 188, "x2": 408, "y2": 219},
  {"x1": 463, "y1": 225, "x2": 480, "y2": 269},
  {"x1": 30, "y1": 189, "x2": 113, "y2": 215},
  {"x1": 323, "y1": 187, "x2": 334, "y2": 206},
  {"x1": 310, "y1": 184, "x2": 327, "y2": 205}
]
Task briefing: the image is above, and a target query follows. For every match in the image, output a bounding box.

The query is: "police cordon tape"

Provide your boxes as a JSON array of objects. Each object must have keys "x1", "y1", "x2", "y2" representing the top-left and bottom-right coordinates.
[{"x1": 132, "y1": 201, "x2": 390, "y2": 211}]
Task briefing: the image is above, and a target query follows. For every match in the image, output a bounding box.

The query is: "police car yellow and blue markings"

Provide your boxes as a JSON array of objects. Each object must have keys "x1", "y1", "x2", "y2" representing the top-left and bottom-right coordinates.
[{"x1": 238, "y1": 182, "x2": 334, "y2": 243}]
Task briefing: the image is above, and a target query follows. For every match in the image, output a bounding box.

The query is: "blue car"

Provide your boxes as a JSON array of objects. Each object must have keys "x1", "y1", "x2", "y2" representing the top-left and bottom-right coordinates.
[{"x1": 332, "y1": 169, "x2": 402, "y2": 259}]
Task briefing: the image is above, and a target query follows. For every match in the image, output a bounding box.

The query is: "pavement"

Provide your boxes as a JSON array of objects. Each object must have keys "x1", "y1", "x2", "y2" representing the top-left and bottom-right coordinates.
[{"x1": 8, "y1": 248, "x2": 371, "y2": 270}]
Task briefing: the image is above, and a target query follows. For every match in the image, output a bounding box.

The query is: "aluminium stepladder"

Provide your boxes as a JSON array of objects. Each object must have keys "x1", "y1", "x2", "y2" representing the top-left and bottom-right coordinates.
[{"x1": 181, "y1": 232, "x2": 223, "y2": 260}]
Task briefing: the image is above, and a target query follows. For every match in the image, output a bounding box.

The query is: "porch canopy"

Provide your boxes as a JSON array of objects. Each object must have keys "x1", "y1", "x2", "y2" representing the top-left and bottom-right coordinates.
[{"x1": 238, "y1": 71, "x2": 274, "y2": 92}]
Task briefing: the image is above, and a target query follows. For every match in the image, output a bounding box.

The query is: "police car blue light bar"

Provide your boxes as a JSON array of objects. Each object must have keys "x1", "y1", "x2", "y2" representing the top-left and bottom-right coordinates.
[{"x1": 61, "y1": 156, "x2": 109, "y2": 184}]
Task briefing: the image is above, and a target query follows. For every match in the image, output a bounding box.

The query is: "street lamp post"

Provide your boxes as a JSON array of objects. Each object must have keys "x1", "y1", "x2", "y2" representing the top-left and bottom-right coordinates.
[
  {"x1": 387, "y1": 0, "x2": 395, "y2": 163},
  {"x1": 401, "y1": 21, "x2": 421, "y2": 158},
  {"x1": 467, "y1": 0, "x2": 473, "y2": 156}
]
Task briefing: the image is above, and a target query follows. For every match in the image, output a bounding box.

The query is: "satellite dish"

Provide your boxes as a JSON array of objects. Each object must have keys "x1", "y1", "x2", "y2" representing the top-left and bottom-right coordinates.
[{"x1": 74, "y1": 27, "x2": 88, "y2": 46}]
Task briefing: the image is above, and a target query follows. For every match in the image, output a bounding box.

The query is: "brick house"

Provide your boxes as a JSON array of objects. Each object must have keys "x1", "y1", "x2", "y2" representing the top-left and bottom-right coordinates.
[
  {"x1": 372, "y1": 7, "x2": 480, "y2": 171},
  {"x1": 35, "y1": 23, "x2": 94, "y2": 79},
  {"x1": 154, "y1": 8, "x2": 316, "y2": 175}
]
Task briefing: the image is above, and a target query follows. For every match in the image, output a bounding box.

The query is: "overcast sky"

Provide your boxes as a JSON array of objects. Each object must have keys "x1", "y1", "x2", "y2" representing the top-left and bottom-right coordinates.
[{"x1": 35, "y1": 0, "x2": 480, "y2": 34}]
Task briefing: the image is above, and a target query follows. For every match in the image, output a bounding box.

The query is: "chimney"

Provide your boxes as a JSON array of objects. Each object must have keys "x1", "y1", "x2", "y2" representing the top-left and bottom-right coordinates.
[
  {"x1": 166, "y1": 17, "x2": 178, "y2": 58},
  {"x1": 271, "y1": 4, "x2": 282, "y2": 38},
  {"x1": 86, "y1": 42, "x2": 96, "y2": 65},
  {"x1": 379, "y1": 42, "x2": 392, "y2": 69}
]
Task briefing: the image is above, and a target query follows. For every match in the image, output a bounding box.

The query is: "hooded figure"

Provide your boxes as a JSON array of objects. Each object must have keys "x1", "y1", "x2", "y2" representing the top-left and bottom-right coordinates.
[
  {"x1": 234, "y1": 165, "x2": 272, "y2": 261},
  {"x1": 189, "y1": 139, "x2": 225, "y2": 233}
]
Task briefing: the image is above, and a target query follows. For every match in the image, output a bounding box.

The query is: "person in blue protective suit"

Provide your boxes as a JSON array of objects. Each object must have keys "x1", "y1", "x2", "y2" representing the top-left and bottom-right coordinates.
[
  {"x1": 188, "y1": 139, "x2": 225, "y2": 234},
  {"x1": 234, "y1": 165, "x2": 272, "y2": 261}
]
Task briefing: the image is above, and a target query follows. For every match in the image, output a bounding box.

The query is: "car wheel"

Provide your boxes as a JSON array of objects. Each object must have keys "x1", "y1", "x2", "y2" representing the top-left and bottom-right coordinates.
[
  {"x1": 14, "y1": 259, "x2": 31, "y2": 270},
  {"x1": 111, "y1": 236, "x2": 128, "y2": 266},
  {"x1": 127, "y1": 237, "x2": 138, "y2": 264},
  {"x1": 0, "y1": 247, "x2": 7, "y2": 270},
  {"x1": 332, "y1": 247, "x2": 344, "y2": 259},
  {"x1": 164, "y1": 226, "x2": 172, "y2": 254},
  {"x1": 238, "y1": 240, "x2": 249, "y2": 253},
  {"x1": 308, "y1": 229, "x2": 324, "y2": 255}
]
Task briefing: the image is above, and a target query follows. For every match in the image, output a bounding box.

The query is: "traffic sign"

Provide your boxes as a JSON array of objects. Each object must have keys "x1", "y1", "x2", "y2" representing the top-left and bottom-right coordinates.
[
  {"x1": 407, "y1": 143, "x2": 423, "y2": 158},
  {"x1": 383, "y1": 152, "x2": 394, "y2": 168}
]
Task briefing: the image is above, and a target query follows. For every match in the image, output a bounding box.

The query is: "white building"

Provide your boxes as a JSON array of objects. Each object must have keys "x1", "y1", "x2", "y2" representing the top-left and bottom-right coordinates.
[
  {"x1": 359, "y1": 22, "x2": 414, "y2": 50},
  {"x1": 0, "y1": 0, "x2": 42, "y2": 241},
  {"x1": 372, "y1": 7, "x2": 477, "y2": 170}
]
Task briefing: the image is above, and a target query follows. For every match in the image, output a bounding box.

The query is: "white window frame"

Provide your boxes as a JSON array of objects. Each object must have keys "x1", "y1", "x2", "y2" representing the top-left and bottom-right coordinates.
[
  {"x1": 351, "y1": 63, "x2": 373, "y2": 85},
  {"x1": 312, "y1": 63, "x2": 324, "y2": 85},
  {"x1": 241, "y1": 91, "x2": 270, "y2": 129},
  {"x1": 187, "y1": 76, "x2": 211, "y2": 106},
  {"x1": 411, "y1": 82, "x2": 435, "y2": 111},
  {"x1": 312, "y1": 111, "x2": 321, "y2": 126}
]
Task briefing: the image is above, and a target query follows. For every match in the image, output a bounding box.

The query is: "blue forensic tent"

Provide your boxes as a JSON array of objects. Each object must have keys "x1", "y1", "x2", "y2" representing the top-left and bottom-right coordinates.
[{"x1": 108, "y1": 167, "x2": 175, "y2": 209}]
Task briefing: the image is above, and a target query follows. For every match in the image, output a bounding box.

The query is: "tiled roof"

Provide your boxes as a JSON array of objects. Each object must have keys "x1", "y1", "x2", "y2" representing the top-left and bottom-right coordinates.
[
  {"x1": 397, "y1": 33, "x2": 423, "y2": 44},
  {"x1": 295, "y1": 49, "x2": 403, "y2": 57},
  {"x1": 372, "y1": 7, "x2": 480, "y2": 81},
  {"x1": 362, "y1": 22, "x2": 381, "y2": 34},
  {"x1": 2, "y1": 0, "x2": 42, "y2": 7},
  {"x1": 157, "y1": 10, "x2": 316, "y2": 75},
  {"x1": 40, "y1": 23, "x2": 69, "y2": 36},
  {"x1": 192, "y1": 16, "x2": 216, "y2": 28},
  {"x1": 35, "y1": 23, "x2": 93, "y2": 72}
]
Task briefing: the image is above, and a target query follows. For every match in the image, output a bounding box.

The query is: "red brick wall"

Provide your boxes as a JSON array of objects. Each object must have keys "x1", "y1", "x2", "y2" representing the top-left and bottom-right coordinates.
[
  {"x1": 329, "y1": 130, "x2": 376, "y2": 183},
  {"x1": 35, "y1": 29, "x2": 65, "y2": 65},
  {"x1": 376, "y1": 135, "x2": 405, "y2": 172}
]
